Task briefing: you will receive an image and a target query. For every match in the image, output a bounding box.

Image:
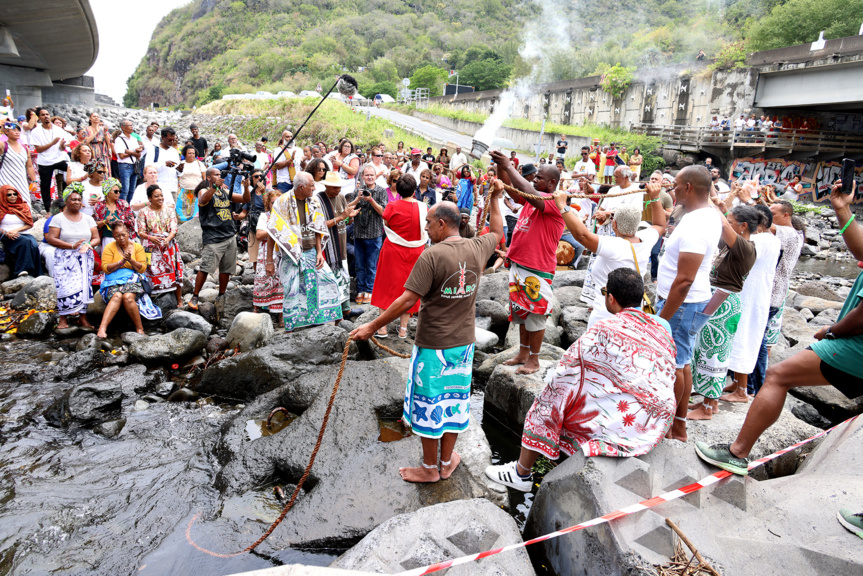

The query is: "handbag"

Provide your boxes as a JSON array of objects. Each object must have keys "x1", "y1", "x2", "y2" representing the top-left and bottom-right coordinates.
[
  {"x1": 629, "y1": 242, "x2": 656, "y2": 315},
  {"x1": 139, "y1": 273, "x2": 153, "y2": 295}
]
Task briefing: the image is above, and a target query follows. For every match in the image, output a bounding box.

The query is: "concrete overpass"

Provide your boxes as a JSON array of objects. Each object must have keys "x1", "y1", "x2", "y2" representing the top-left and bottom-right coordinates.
[{"x1": 0, "y1": 0, "x2": 99, "y2": 110}]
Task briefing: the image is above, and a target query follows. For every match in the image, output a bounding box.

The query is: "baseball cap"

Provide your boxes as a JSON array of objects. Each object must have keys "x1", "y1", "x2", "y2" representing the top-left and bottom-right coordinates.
[
  {"x1": 521, "y1": 163, "x2": 537, "y2": 176},
  {"x1": 17, "y1": 115, "x2": 25, "y2": 122},
  {"x1": 410, "y1": 148, "x2": 421, "y2": 155}
]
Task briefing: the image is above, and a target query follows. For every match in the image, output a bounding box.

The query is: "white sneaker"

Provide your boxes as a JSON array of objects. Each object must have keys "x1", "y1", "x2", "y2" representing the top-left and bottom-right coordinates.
[{"x1": 485, "y1": 461, "x2": 533, "y2": 492}]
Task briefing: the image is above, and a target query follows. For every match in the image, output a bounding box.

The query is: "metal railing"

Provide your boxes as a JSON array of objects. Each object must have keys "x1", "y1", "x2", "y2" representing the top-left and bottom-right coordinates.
[{"x1": 630, "y1": 123, "x2": 863, "y2": 154}]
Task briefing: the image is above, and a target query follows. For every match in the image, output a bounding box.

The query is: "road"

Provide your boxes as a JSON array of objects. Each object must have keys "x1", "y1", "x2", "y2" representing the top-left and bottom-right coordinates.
[{"x1": 364, "y1": 106, "x2": 475, "y2": 150}]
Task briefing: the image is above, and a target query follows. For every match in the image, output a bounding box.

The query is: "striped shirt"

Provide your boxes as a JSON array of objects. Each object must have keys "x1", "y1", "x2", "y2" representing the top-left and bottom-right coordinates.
[{"x1": 0, "y1": 143, "x2": 31, "y2": 205}]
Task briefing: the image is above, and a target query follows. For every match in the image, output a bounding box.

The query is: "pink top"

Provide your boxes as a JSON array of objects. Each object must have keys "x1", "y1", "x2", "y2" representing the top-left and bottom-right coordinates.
[{"x1": 506, "y1": 196, "x2": 565, "y2": 274}]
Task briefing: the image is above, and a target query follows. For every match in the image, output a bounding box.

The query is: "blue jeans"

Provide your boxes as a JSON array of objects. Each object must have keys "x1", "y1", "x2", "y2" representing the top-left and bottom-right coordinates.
[
  {"x1": 117, "y1": 163, "x2": 138, "y2": 203},
  {"x1": 276, "y1": 182, "x2": 293, "y2": 193},
  {"x1": 354, "y1": 235, "x2": 383, "y2": 294},
  {"x1": 650, "y1": 236, "x2": 663, "y2": 279},
  {"x1": 747, "y1": 306, "x2": 781, "y2": 395},
  {"x1": 656, "y1": 297, "x2": 712, "y2": 369},
  {"x1": 560, "y1": 232, "x2": 585, "y2": 266}
]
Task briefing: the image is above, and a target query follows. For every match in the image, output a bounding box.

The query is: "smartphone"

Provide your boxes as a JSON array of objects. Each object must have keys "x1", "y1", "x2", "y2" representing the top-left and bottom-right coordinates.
[{"x1": 841, "y1": 158, "x2": 855, "y2": 195}]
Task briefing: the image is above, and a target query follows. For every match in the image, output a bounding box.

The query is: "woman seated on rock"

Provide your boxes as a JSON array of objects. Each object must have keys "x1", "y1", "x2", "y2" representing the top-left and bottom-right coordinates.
[
  {"x1": 0, "y1": 184, "x2": 42, "y2": 278},
  {"x1": 136, "y1": 185, "x2": 184, "y2": 309},
  {"x1": 45, "y1": 183, "x2": 99, "y2": 331},
  {"x1": 485, "y1": 268, "x2": 677, "y2": 492},
  {"x1": 96, "y1": 222, "x2": 162, "y2": 338},
  {"x1": 94, "y1": 177, "x2": 137, "y2": 252}
]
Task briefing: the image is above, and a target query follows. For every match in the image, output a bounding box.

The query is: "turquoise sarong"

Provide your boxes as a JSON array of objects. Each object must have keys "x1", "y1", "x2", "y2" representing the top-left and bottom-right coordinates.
[{"x1": 279, "y1": 248, "x2": 342, "y2": 332}]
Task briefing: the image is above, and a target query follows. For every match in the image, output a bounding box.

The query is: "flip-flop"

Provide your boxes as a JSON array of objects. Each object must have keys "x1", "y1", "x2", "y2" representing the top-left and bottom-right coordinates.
[
  {"x1": 376, "y1": 330, "x2": 388, "y2": 339},
  {"x1": 399, "y1": 327, "x2": 408, "y2": 339}
]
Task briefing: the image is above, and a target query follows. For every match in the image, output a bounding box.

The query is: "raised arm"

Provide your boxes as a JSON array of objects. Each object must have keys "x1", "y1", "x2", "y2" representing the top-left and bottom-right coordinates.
[
  {"x1": 830, "y1": 180, "x2": 863, "y2": 261},
  {"x1": 490, "y1": 150, "x2": 548, "y2": 212},
  {"x1": 645, "y1": 182, "x2": 667, "y2": 238}
]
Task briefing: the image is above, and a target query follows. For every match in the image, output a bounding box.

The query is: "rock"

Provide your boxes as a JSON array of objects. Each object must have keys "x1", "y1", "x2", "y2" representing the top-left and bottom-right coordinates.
[
  {"x1": 134, "y1": 399, "x2": 150, "y2": 411},
  {"x1": 474, "y1": 272, "x2": 509, "y2": 303},
  {"x1": 152, "y1": 292, "x2": 179, "y2": 314},
  {"x1": 552, "y1": 269, "x2": 586, "y2": 289},
  {"x1": 504, "y1": 319, "x2": 561, "y2": 348},
  {"x1": 809, "y1": 308, "x2": 839, "y2": 327},
  {"x1": 0, "y1": 275, "x2": 34, "y2": 295},
  {"x1": 210, "y1": 358, "x2": 507, "y2": 552},
  {"x1": 779, "y1": 308, "x2": 815, "y2": 347},
  {"x1": 474, "y1": 327, "x2": 499, "y2": 352},
  {"x1": 226, "y1": 312, "x2": 274, "y2": 352},
  {"x1": 87, "y1": 290, "x2": 107, "y2": 316},
  {"x1": 552, "y1": 285, "x2": 582, "y2": 308},
  {"x1": 164, "y1": 310, "x2": 213, "y2": 337},
  {"x1": 221, "y1": 285, "x2": 254, "y2": 325},
  {"x1": 525, "y1": 407, "x2": 834, "y2": 576},
  {"x1": 196, "y1": 325, "x2": 354, "y2": 400},
  {"x1": 800, "y1": 244, "x2": 817, "y2": 257},
  {"x1": 10, "y1": 276, "x2": 57, "y2": 311},
  {"x1": 474, "y1": 299, "x2": 509, "y2": 330},
  {"x1": 795, "y1": 281, "x2": 843, "y2": 302},
  {"x1": 206, "y1": 336, "x2": 229, "y2": 355},
  {"x1": 44, "y1": 379, "x2": 123, "y2": 427},
  {"x1": 484, "y1": 360, "x2": 557, "y2": 426},
  {"x1": 333, "y1": 499, "x2": 534, "y2": 575},
  {"x1": 167, "y1": 388, "x2": 199, "y2": 402},
  {"x1": 75, "y1": 333, "x2": 103, "y2": 351},
  {"x1": 474, "y1": 316, "x2": 492, "y2": 331},
  {"x1": 787, "y1": 395, "x2": 832, "y2": 429},
  {"x1": 51, "y1": 348, "x2": 104, "y2": 380},
  {"x1": 176, "y1": 219, "x2": 203, "y2": 256},
  {"x1": 121, "y1": 331, "x2": 148, "y2": 345},
  {"x1": 54, "y1": 327, "x2": 79, "y2": 337},
  {"x1": 473, "y1": 342, "x2": 564, "y2": 388},
  {"x1": 798, "y1": 308, "x2": 814, "y2": 321},
  {"x1": 789, "y1": 385, "x2": 863, "y2": 424},
  {"x1": 198, "y1": 301, "x2": 217, "y2": 324},
  {"x1": 16, "y1": 312, "x2": 56, "y2": 338},
  {"x1": 129, "y1": 328, "x2": 207, "y2": 363},
  {"x1": 560, "y1": 305, "x2": 589, "y2": 347},
  {"x1": 95, "y1": 418, "x2": 126, "y2": 438},
  {"x1": 198, "y1": 288, "x2": 219, "y2": 303},
  {"x1": 0, "y1": 263, "x2": 9, "y2": 283},
  {"x1": 792, "y1": 294, "x2": 842, "y2": 314}
]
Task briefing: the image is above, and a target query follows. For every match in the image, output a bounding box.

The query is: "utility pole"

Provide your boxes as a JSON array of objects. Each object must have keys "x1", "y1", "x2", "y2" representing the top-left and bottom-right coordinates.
[{"x1": 535, "y1": 113, "x2": 547, "y2": 163}]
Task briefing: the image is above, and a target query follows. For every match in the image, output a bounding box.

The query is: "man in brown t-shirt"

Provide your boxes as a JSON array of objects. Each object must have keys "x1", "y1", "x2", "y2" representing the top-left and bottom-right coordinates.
[{"x1": 351, "y1": 184, "x2": 505, "y2": 483}]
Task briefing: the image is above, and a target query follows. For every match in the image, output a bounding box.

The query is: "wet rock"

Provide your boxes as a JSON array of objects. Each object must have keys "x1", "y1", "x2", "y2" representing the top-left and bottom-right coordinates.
[
  {"x1": 54, "y1": 327, "x2": 79, "y2": 337},
  {"x1": 44, "y1": 379, "x2": 123, "y2": 427},
  {"x1": 103, "y1": 349, "x2": 130, "y2": 366},
  {"x1": 16, "y1": 312, "x2": 57, "y2": 339},
  {"x1": 795, "y1": 281, "x2": 843, "y2": 302},
  {"x1": 1, "y1": 275, "x2": 34, "y2": 295},
  {"x1": 164, "y1": 310, "x2": 213, "y2": 337},
  {"x1": 226, "y1": 312, "x2": 274, "y2": 352},
  {"x1": 206, "y1": 336, "x2": 229, "y2": 355},
  {"x1": 87, "y1": 291, "x2": 107, "y2": 316},
  {"x1": 167, "y1": 388, "x2": 199, "y2": 402},
  {"x1": 0, "y1": 263, "x2": 9, "y2": 283},
  {"x1": 95, "y1": 418, "x2": 126, "y2": 438},
  {"x1": 197, "y1": 324, "x2": 354, "y2": 400},
  {"x1": 177, "y1": 218, "x2": 203, "y2": 256},
  {"x1": 152, "y1": 292, "x2": 179, "y2": 314},
  {"x1": 474, "y1": 327, "x2": 499, "y2": 352},
  {"x1": 211, "y1": 358, "x2": 506, "y2": 552},
  {"x1": 121, "y1": 331, "x2": 147, "y2": 345},
  {"x1": 50, "y1": 348, "x2": 104, "y2": 380},
  {"x1": 75, "y1": 333, "x2": 103, "y2": 351},
  {"x1": 129, "y1": 328, "x2": 207, "y2": 363},
  {"x1": 333, "y1": 499, "x2": 534, "y2": 575},
  {"x1": 221, "y1": 286, "x2": 254, "y2": 325},
  {"x1": 11, "y1": 276, "x2": 57, "y2": 311},
  {"x1": 552, "y1": 269, "x2": 586, "y2": 288},
  {"x1": 485, "y1": 360, "x2": 556, "y2": 427},
  {"x1": 553, "y1": 285, "x2": 582, "y2": 309},
  {"x1": 198, "y1": 301, "x2": 217, "y2": 324},
  {"x1": 560, "y1": 305, "x2": 589, "y2": 347}
]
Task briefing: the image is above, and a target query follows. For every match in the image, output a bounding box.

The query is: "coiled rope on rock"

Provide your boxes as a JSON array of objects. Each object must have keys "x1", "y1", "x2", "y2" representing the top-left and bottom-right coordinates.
[{"x1": 186, "y1": 336, "x2": 410, "y2": 557}]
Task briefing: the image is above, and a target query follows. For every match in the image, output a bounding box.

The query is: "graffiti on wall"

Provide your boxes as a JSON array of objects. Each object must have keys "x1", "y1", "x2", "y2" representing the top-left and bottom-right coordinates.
[{"x1": 730, "y1": 157, "x2": 863, "y2": 202}]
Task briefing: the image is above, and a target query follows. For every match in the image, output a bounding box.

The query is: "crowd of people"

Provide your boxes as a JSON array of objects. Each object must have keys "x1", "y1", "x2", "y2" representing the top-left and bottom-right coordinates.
[{"x1": 1, "y1": 103, "x2": 862, "y2": 535}]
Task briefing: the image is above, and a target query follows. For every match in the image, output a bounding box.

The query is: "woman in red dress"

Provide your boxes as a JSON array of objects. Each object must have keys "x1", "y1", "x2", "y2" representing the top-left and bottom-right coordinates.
[{"x1": 371, "y1": 173, "x2": 427, "y2": 339}]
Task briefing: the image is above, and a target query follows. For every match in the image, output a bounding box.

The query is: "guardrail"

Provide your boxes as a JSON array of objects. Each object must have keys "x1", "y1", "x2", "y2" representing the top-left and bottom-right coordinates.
[{"x1": 630, "y1": 123, "x2": 863, "y2": 154}]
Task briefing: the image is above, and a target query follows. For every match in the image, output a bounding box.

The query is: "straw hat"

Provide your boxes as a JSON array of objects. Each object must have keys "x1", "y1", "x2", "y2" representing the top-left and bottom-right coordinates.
[{"x1": 316, "y1": 171, "x2": 347, "y2": 192}]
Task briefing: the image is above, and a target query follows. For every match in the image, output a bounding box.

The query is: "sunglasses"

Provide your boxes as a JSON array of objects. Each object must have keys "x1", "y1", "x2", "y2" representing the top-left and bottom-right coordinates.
[
  {"x1": 600, "y1": 287, "x2": 608, "y2": 297},
  {"x1": 373, "y1": 154, "x2": 383, "y2": 157},
  {"x1": 6, "y1": 192, "x2": 18, "y2": 197},
  {"x1": 96, "y1": 170, "x2": 107, "y2": 174}
]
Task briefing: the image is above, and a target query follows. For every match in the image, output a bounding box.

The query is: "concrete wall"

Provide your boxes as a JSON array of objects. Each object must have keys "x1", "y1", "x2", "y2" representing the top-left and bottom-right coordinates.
[{"x1": 0, "y1": 67, "x2": 95, "y2": 111}]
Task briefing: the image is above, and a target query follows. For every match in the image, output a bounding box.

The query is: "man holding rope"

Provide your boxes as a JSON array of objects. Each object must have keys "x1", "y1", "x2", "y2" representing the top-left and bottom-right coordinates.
[
  {"x1": 351, "y1": 187, "x2": 504, "y2": 483},
  {"x1": 490, "y1": 150, "x2": 565, "y2": 375}
]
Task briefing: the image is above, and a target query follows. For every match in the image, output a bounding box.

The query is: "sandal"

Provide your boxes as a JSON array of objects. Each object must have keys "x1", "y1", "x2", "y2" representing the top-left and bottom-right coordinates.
[
  {"x1": 376, "y1": 329, "x2": 388, "y2": 339},
  {"x1": 399, "y1": 326, "x2": 408, "y2": 339}
]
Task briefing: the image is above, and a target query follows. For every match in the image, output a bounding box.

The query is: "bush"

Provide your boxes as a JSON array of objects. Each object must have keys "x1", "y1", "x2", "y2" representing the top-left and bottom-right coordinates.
[
  {"x1": 595, "y1": 63, "x2": 636, "y2": 100},
  {"x1": 708, "y1": 41, "x2": 747, "y2": 71}
]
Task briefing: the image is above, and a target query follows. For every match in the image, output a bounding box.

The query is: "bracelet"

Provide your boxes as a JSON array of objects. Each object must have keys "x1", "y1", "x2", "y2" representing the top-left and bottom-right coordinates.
[
  {"x1": 839, "y1": 215, "x2": 855, "y2": 234},
  {"x1": 724, "y1": 211, "x2": 730, "y2": 216}
]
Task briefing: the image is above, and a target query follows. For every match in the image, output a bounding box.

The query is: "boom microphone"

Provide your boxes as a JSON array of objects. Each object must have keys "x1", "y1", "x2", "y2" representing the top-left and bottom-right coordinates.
[{"x1": 337, "y1": 75, "x2": 358, "y2": 98}]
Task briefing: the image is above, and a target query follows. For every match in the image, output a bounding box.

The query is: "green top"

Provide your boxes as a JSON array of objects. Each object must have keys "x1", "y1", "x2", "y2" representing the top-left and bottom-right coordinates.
[{"x1": 810, "y1": 270, "x2": 863, "y2": 378}]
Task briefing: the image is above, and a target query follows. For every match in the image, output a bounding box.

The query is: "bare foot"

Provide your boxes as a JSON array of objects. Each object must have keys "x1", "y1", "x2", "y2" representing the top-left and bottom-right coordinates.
[
  {"x1": 722, "y1": 382, "x2": 737, "y2": 393},
  {"x1": 719, "y1": 389, "x2": 750, "y2": 403},
  {"x1": 686, "y1": 404, "x2": 713, "y2": 420},
  {"x1": 440, "y1": 452, "x2": 461, "y2": 480},
  {"x1": 136, "y1": 328, "x2": 146, "y2": 335},
  {"x1": 399, "y1": 465, "x2": 440, "y2": 483},
  {"x1": 96, "y1": 330, "x2": 108, "y2": 339},
  {"x1": 79, "y1": 317, "x2": 94, "y2": 329},
  {"x1": 57, "y1": 319, "x2": 69, "y2": 330},
  {"x1": 515, "y1": 356, "x2": 540, "y2": 375},
  {"x1": 668, "y1": 418, "x2": 688, "y2": 442},
  {"x1": 503, "y1": 352, "x2": 528, "y2": 366}
]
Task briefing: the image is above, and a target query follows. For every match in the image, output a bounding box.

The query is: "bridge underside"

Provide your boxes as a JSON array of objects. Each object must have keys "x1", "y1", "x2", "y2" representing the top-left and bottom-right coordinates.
[{"x1": 754, "y1": 61, "x2": 863, "y2": 112}]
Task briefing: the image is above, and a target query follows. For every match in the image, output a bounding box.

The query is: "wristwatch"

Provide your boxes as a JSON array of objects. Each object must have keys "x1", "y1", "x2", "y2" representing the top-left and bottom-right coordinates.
[
  {"x1": 560, "y1": 206, "x2": 572, "y2": 215},
  {"x1": 824, "y1": 326, "x2": 837, "y2": 340}
]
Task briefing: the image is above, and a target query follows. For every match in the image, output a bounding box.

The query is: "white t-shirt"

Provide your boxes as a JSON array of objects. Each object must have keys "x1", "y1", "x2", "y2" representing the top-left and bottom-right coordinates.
[
  {"x1": 599, "y1": 184, "x2": 643, "y2": 212},
  {"x1": 714, "y1": 180, "x2": 730, "y2": 199},
  {"x1": 370, "y1": 161, "x2": 389, "y2": 188},
  {"x1": 131, "y1": 182, "x2": 176, "y2": 215},
  {"x1": 276, "y1": 147, "x2": 301, "y2": 184},
  {"x1": 30, "y1": 124, "x2": 69, "y2": 165},
  {"x1": 403, "y1": 161, "x2": 429, "y2": 183},
  {"x1": 588, "y1": 228, "x2": 660, "y2": 327},
  {"x1": 1, "y1": 213, "x2": 27, "y2": 233},
  {"x1": 49, "y1": 212, "x2": 97, "y2": 244},
  {"x1": 81, "y1": 180, "x2": 104, "y2": 216},
  {"x1": 145, "y1": 146, "x2": 181, "y2": 195},
  {"x1": 572, "y1": 160, "x2": 597, "y2": 178},
  {"x1": 141, "y1": 134, "x2": 159, "y2": 156},
  {"x1": 656, "y1": 207, "x2": 721, "y2": 303},
  {"x1": 450, "y1": 152, "x2": 468, "y2": 170},
  {"x1": 114, "y1": 134, "x2": 139, "y2": 164},
  {"x1": 65, "y1": 161, "x2": 88, "y2": 184},
  {"x1": 256, "y1": 211, "x2": 270, "y2": 232}
]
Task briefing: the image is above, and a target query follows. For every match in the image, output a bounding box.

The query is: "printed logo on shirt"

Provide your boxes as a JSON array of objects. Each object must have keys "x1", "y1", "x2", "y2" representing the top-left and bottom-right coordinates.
[
  {"x1": 441, "y1": 262, "x2": 478, "y2": 299},
  {"x1": 213, "y1": 193, "x2": 231, "y2": 221}
]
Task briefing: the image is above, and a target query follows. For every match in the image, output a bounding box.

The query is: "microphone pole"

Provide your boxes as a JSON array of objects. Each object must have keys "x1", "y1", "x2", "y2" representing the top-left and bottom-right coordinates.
[{"x1": 263, "y1": 74, "x2": 357, "y2": 183}]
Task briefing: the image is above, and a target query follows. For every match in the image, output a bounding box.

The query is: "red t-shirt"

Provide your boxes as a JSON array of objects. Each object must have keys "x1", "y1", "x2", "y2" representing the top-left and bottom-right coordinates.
[{"x1": 506, "y1": 196, "x2": 564, "y2": 274}]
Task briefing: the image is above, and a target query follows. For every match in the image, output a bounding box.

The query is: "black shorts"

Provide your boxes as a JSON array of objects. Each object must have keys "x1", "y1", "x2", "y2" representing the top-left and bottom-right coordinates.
[{"x1": 818, "y1": 359, "x2": 863, "y2": 399}]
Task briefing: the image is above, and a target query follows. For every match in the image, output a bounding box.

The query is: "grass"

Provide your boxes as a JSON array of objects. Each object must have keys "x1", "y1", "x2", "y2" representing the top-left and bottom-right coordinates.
[
  {"x1": 789, "y1": 200, "x2": 823, "y2": 215},
  {"x1": 197, "y1": 98, "x2": 432, "y2": 151}
]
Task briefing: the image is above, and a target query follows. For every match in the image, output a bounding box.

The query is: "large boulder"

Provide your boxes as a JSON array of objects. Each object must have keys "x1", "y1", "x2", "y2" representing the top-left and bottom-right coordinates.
[
  {"x1": 196, "y1": 324, "x2": 353, "y2": 400},
  {"x1": 560, "y1": 305, "x2": 589, "y2": 347},
  {"x1": 16, "y1": 312, "x2": 57, "y2": 338},
  {"x1": 474, "y1": 271, "x2": 509, "y2": 303},
  {"x1": 129, "y1": 328, "x2": 207, "y2": 363},
  {"x1": 473, "y1": 342, "x2": 564, "y2": 388},
  {"x1": 794, "y1": 281, "x2": 843, "y2": 302},
  {"x1": 221, "y1": 285, "x2": 254, "y2": 325},
  {"x1": 44, "y1": 379, "x2": 123, "y2": 427},
  {"x1": 484, "y1": 361, "x2": 556, "y2": 426},
  {"x1": 207, "y1": 358, "x2": 507, "y2": 553},
  {"x1": 552, "y1": 269, "x2": 587, "y2": 289},
  {"x1": 789, "y1": 385, "x2": 863, "y2": 424},
  {"x1": 779, "y1": 308, "x2": 815, "y2": 347},
  {"x1": 332, "y1": 499, "x2": 534, "y2": 575},
  {"x1": 474, "y1": 327, "x2": 499, "y2": 352},
  {"x1": 1, "y1": 275, "x2": 34, "y2": 295},
  {"x1": 164, "y1": 310, "x2": 213, "y2": 338},
  {"x1": 791, "y1": 294, "x2": 843, "y2": 314},
  {"x1": 475, "y1": 299, "x2": 509, "y2": 332},
  {"x1": 176, "y1": 218, "x2": 203, "y2": 256},
  {"x1": 524, "y1": 407, "x2": 842, "y2": 576},
  {"x1": 226, "y1": 311, "x2": 274, "y2": 352},
  {"x1": 553, "y1": 285, "x2": 583, "y2": 309},
  {"x1": 11, "y1": 276, "x2": 57, "y2": 311}
]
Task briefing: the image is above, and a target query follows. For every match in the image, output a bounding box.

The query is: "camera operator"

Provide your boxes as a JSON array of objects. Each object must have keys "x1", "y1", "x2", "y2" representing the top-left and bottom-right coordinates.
[
  {"x1": 211, "y1": 134, "x2": 256, "y2": 199},
  {"x1": 348, "y1": 164, "x2": 388, "y2": 304},
  {"x1": 187, "y1": 167, "x2": 252, "y2": 318}
]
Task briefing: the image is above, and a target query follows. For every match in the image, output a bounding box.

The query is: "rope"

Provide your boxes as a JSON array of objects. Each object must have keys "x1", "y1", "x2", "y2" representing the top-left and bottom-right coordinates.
[{"x1": 186, "y1": 335, "x2": 408, "y2": 557}]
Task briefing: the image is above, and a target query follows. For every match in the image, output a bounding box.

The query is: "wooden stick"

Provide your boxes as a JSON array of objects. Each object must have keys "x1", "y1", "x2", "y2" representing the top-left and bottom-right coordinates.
[{"x1": 665, "y1": 519, "x2": 722, "y2": 576}]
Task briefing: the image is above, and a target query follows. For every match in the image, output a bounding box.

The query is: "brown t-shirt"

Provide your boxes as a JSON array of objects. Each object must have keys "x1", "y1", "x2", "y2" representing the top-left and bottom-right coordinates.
[
  {"x1": 710, "y1": 237, "x2": 757, "y2": 293},
  {"x1": 296, "y1": 198, "x2": 316, "y2": 251},
  {"x1": 404, "y1": 234, "x2": 499, "y2": 349}
]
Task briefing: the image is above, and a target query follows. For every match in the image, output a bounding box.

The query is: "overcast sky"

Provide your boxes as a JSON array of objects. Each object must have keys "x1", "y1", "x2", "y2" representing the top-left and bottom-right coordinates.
[{"x1": 87, "y1": 0, "x2": 192, "y2": 104}]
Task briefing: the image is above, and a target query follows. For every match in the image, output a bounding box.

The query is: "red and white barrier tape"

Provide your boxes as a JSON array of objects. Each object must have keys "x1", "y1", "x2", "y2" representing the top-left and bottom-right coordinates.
[{"x1": 397, "y1": 414, "x2": 859, "y2": 576}]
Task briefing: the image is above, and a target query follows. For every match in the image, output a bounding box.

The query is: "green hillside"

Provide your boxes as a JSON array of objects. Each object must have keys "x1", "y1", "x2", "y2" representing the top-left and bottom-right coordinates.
[{"x1": 124, "y1": 0, "x2": 862, "y2": 109}]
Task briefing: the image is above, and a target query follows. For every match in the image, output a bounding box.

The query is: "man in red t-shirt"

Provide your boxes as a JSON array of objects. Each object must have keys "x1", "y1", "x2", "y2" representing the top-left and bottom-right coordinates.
[
  {"x1": 491, "y1": 150, "x2": 564, "y2": 374},
  {"x1": 509, "y1": 150, "x2": 519, "y2": 168}
]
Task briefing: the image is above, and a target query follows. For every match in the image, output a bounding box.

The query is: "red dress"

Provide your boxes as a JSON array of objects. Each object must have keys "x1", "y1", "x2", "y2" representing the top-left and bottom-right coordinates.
[{"x1": 371, "y1": 199, "x2": 424, "y2": 313}]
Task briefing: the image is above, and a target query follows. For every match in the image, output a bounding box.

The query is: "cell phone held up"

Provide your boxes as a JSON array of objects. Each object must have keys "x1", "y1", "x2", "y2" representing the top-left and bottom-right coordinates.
[{"x1": 841, "y1": 158, "x2": 855, "y2": 195}]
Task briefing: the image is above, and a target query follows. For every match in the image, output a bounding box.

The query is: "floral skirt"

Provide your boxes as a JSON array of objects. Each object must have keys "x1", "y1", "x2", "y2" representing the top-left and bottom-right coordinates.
[
  {"x1": 692, "y1": 291, "x2": 742, "y2": 399},
  {"x1": 254, "y1": 259, "x2": 284, "y2": 313}
]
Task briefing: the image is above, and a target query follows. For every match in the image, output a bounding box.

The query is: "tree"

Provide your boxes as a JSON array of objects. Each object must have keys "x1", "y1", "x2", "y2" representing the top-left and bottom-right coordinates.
[
  {"x1": 747, "y1": 0, "x2": 863, "y2": 51},
  {"x1": 367, "y1": 81, "x2": 398, "y2": 98},
  {"x1": 410, "y1": 65, "x2": 448, "y2": 97},
  {"x1": 458, "y1": 58, "x2": 511, "y2": 91}
]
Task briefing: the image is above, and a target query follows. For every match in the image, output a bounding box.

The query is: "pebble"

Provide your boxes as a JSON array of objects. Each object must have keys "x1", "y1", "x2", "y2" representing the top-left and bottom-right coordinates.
[{"x1": 134, "y1": 400, "x2": 150, "y2": 411}]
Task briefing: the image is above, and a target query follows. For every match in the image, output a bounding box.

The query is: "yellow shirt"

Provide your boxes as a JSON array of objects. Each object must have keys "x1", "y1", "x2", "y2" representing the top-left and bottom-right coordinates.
[{"x1": 101, "y1": 241, "x2": 146, "y2": 273}]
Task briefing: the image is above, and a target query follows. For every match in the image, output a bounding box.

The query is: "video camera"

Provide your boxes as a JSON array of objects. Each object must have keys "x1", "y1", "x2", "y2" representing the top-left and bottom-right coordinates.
[{"x1": 220, "y1": 148, "x2": 257, "y2": 180}]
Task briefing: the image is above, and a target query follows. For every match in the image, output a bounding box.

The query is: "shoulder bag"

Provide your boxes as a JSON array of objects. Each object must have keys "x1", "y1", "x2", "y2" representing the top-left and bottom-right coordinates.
[{"x1": 629, "y1": 242, "x2": 656, "y2": 315}]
